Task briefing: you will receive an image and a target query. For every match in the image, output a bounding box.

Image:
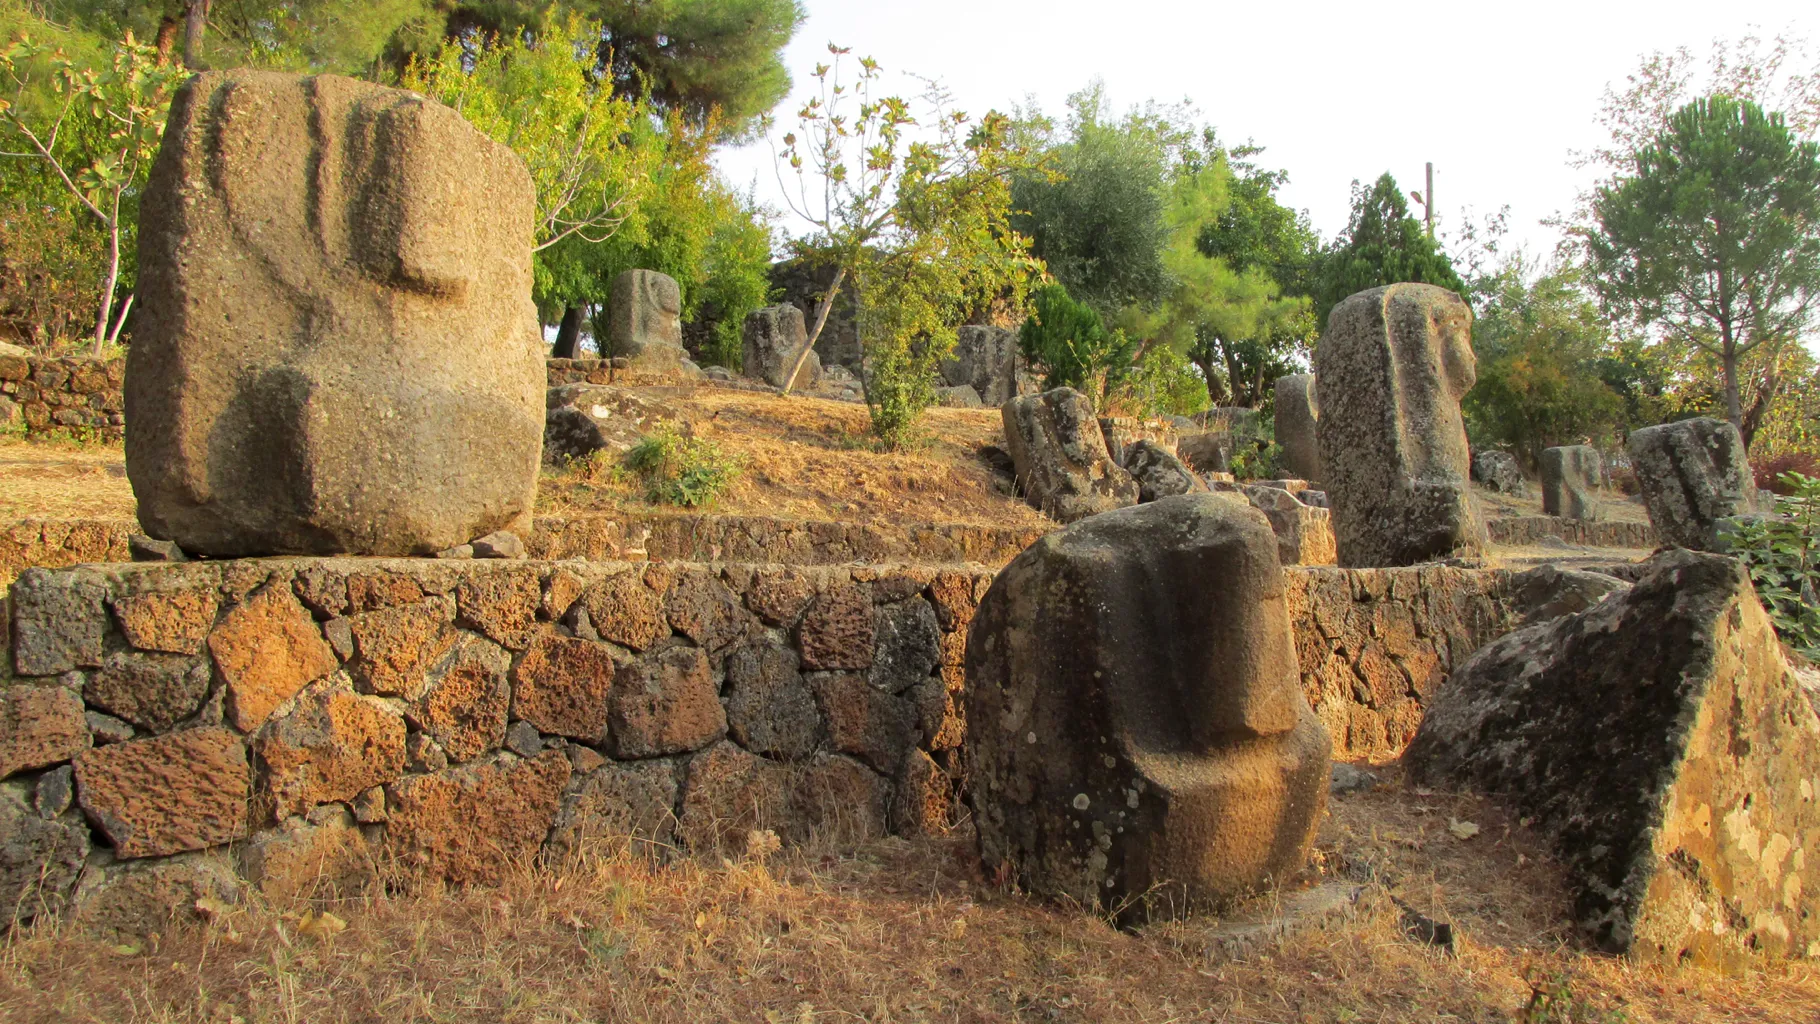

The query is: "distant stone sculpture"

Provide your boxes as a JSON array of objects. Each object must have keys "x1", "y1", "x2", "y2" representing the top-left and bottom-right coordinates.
[
  {"x1": 1176, "y1": 432, "x2": 1231, "y2": 474},
  {"x1": 1123, "y1": 439, "x2": 1206, "y2": 503},
  {"x1": 127, "y1": 71, "x2": 543, "y2": 557},
  {"x1": 942, "y1": 326, "x2": 1019, "y2": 407},
  {"x1": 1244, "y1": 485, "x2": 1337, "y2": 566},
  {"x1": 1274, "y1": 374, "x2": 1321, "y2": 483},
  {"x1": 1628, "y1": 418, "x2": 1760, "y2": 551},
  {"x1": 965, "y1": 494, "x2": 1331, "y2": 921},
  {"x1": 1471, "y1": 451, "x2": 1525, "y2": 496},
  {"x1": 1541, "y1": 445, "x2": 1602, "y2": 520},
  {"x1": 1313, "y1": 284, "x2": 1487, "y2": 567},
  {"x1": 1001, "y1": 388, "x2": 1139, "y2": 523},
  {"x1": 1407, "y1": 550, "x2": 1820, "y2": 964},
  {"x1": 742, "y1": 303, "x2": 821, "y2": 389},
  {"x1": 608, "y1": 269, "x2": 687, "y2": 369}
]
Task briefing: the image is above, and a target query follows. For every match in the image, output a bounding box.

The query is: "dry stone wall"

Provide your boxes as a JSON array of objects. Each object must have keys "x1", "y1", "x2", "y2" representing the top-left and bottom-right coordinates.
[
  {"x1": 0, "y1": 354, "x2": 125, "y2": 441},
  {"x1": 3, "y1": 556, "x2": 988, "y2": 930},
  {"x1": 1486, "y1": 516, "x2": 1654, "y2": 550}
]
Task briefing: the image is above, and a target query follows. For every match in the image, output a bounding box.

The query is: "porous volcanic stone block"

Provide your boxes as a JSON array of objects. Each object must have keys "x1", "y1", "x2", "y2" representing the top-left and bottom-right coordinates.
[
  {"x1": 0, "y1": 780, "x2": 89, "y2": 926},
  {"x1": 579, "y1": 571, "x2": 667, "y2": 650},
  {"x1": 209, "y1": 581, "x2": 340, "y2": 730},
  {"x1": 344, "y1": 600, "x2": 458, "y2": 701},
  {"x1": 75, "y1": 728, "x2": 251, "y2": 859},
  {"x1": 127, "y1": 71, "x2": 543, "y2": 557},
  {"x1": 240, "y1": 809, "x2": 375, "y2": 899},
  {"x1": 11, "y1": 568, "x2": 107, "y2": 676},
  {"x1": 384, "y1": 750, "x2": 570, "y2": 886},
  {"x1": 723, "y1": 641, "x2": 823, "y2": 760},
  {"x1": 609, "y1": 646, "x2": 726, "y2": 759},
  {"x1": 1002, "y1": 387, "x2": 1140, "y2": 523},
  {"x1": 1628, "y1": 417, "x2": 1760, "y2": 551},
  {"x1": 1407, "y1": 550, "x2": 1820, "y2": 964},
  {"x1": 512, "y1": 632, "x2": 619, "y2": 743},
  {"x1": 965, "y1": 494, "x2": 1331, "y2": 920},
  {"x1": 1313, "y1": 284, "x2": 1486, "y2": 567},
  {"x1": 255, "y1": 681, "x2": 407, "y2": 821},
  {"x1": 544, "y1": 759, "x2": 681, "y2": 862},
  {"x1": 0, "y1": 686, "x2": 89, "y2": 780},
  {"x1": 112, "y1": 588, "x2": 219, "y2": 654},
  {"x1": 810, "y1": 672, "x2": 917, "y2": 775},
  {"x1": 410, "y1": 635, "x2": 511, "y2": 763},
  {"x1": 1245, "y1": 486, "x2": 1337, "y2": 567},
  {"x1": 798, "y1": 581, "x2": 874, "y2": 670},
  {"x1": 868, "y1": 597, "x2": 941, "y2": 694},
  {"x1": 676, "y1": 740, "x2": 793, "y2": 852},
  {"x1": 85, "y1": 651, "x2": 212, "y2": 733},
  {"x1": 1541, "y1": 445, "x2": 1602, "y2": 521},
  {"x1": 454, "y1": 567, "x2": 542, "y2": 650},
  {"x1": 1274, "y1": 374, "x2": 1321, "y2": 484}
]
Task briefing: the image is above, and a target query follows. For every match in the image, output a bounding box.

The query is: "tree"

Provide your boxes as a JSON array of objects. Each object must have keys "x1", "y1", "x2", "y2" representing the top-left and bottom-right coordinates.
[
  {"x1": 0, "y1": 28, "x2": 184, "y2": 354},
  {"x1": 1462, "y1": 260, "x2": 1625, "y2": 466},
  {"x1": 1585, "y1": 95, "x2": 1820, "y2": 443},
  {"x1": 1312, "y1": 172, "x2": 1465, "y2": 326},
  {"x1": 1008, "y1": 85, "x2": 1180, "y2": 316},
  {"x1": 1019, "y1": 282, "x2": 1134, "y2": 408},
  {"x1": 774, "y1": 46, "x2": 1039, "y2": 446},
  {"x1": 48, "y1": 0, "x2": 441, "y2": 74}
]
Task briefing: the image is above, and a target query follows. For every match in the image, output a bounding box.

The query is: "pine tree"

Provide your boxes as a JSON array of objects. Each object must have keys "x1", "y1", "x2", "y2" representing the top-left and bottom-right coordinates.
[{"x1": 1313, "y1": 172, "x2": 1465, "y2": 326}]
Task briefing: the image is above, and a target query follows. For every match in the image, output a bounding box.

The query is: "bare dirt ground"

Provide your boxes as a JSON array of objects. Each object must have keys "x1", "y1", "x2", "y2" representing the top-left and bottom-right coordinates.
[
  {"x1": 0, "y1": 437, "x2": 135, "y2": 521},
  {"x1": 1471, "y1": 480, "x2": 1653, "y2": 525},
  {"x1": 2, "y1": 765, "x2": 1812, "y2": 1024}
]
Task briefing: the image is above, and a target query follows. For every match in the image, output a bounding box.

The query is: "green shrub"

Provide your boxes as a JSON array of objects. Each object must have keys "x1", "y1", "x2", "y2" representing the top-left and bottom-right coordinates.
[
  {"x1": 623, "y1": 428, "x2": 740, "y2": 508},
  {"x1": 1730, "y1": 472, "x2": 1820, "y2": 660},
  {"x1": 1229, "y1": 439, "x2": 1283, "y2": 482},
  {"x1": 1018, "y1": 283, "x2": 1135, "y2": 409}
]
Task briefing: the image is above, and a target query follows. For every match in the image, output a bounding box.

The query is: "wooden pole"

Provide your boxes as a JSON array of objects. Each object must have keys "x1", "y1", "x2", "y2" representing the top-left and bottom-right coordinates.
[{"x1": 1425, "y1": 162, "x2": 1435, "y2": 238}]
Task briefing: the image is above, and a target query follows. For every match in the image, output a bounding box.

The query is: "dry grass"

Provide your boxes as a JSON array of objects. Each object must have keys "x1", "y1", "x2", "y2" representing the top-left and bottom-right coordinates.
[
  {"x1": 0, "y1": 435, "x2": 135, "y2": 520},
  {"x1": 1471, "y1": 482, "x2": 1653, "y2": 526},
  {"x1": 4, "y1": 767, "x2": 1815, "y2": 1024}
]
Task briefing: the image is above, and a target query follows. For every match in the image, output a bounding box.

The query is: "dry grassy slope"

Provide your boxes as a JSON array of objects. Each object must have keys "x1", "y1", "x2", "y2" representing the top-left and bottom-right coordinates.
[{"x1": 2, "y1": 767, "x2": 1813, "y2": 1023}]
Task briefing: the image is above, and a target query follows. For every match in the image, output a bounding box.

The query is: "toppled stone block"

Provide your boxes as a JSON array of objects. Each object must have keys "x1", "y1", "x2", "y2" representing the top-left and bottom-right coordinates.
[
  {"x1": 1541, "y1": 445, "x2": 1602, "y2": 520},
  {"x1": 543, "y1": 384, "x2": 680, "y2": 464},
  {"x1": 1472, "y1": 450, "x2": 1526, "y2": 496},
  {"x1": 0, "y1": 686, "x2": 89, "y2": 780},
  {"x1": 936, "y1": 384, "x2": 983, "y2": 408},
  {"x1": 608, "y1": 269, "x2": 687, "y2": 369},
  {"x1": 1124, "y1": 439, "x2": 1206, "y2": 503},
  {"x1": 256, "y1": 681, "x2": 406, "y2": 821},
  {"x1": 965, "y1": 494, "x2": 1331, "y2": 920},
  {"x1": 127, "y1": 535, "x2": 188, "y2": 562},
  {"x1": 1274, "y1": 374, "x2": 1321, "y2": 484},
  {"x1": 1177, "y1": 432, "x2": 1230, "y2": 474},
  {"x1": 1002, "y1": 388, "x2": 1140, "y2": 524},
  {"x1": 75, "y1": 727, "x2": 251, "y2": 859},
  {"x1": 743, "y1": 303, "x2": 821, "y2": 389},
  {"x1": 384, "y1": 750, "x2": 570, "y2": 886},
  {"x1": 1628, "y1": 417, "x2": 1760, "y2": 551},
  {"x1": 1407, "y1": 550, "x2": 1820, "y2": 964},
  {"x1": 1314, "y1": 284, "x2": 1487, "y2": 567},
  {"x1": 128, "y1": 71, "x2": 544, "y2": 557}
]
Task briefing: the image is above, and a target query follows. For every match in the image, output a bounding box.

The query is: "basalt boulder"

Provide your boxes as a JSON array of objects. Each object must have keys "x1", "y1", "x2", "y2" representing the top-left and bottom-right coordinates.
[
  {"x1": 1628, "y1": 418, "x2": 1760, "y2": 551},
  {"x1": 964, "y1": 494, "x2": 1330, "y2": 921},
  {"x1": 1001, "y1": 388, "x2": 1139, "y2": 524},
  {"x1": 1274, "y1": 374, "x2": 1321, "y2": 484},
  {"x1": 1407, "y1": 550, "x2": 1820, "y2": 964},
  {"x1": 128, "y1": 71, "x2": 543, "y2": 557}
]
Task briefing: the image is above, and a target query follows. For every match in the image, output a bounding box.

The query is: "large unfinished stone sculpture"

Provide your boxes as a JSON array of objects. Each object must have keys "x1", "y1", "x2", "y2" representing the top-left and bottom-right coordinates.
[
  {"x1": 965, "y1": 494, "x2": 1331, "y2": 921},
  {"x1": 1274, "y1": 374, "x2": 1321, "y2": 483},
  {"x1": 1407, "y1": 550, "x2": 1820, "y2": 964},
  {"x1": 128, "y1": 72, "x2": 543, "y2": 557},
  {"x1": 1001, "y1": 388, "x2": 1139, "y2": 523},
  {"x1": 608, "y1": 269, "x2": 687, "y2": 369},
  {"x1": 1628, "y1": 417, "x2": 1760, "y2": 550},
  {"x1": 1541, "y1": 445, "x2": 1602, "y2": 520},
  {"x1": 1314, "y1": 284, "x2": 1487, "y2": 567}
]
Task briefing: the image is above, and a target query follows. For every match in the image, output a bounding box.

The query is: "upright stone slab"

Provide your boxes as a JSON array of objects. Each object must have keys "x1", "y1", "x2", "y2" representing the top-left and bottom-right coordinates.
[
  {"x1": 1541, "y1": 445, "x2": 1602, "y2": 520},
  {"x1": 1628, "y1": 418, "x2": 1760, "y2": 551},
  {"x1": 965, "y1": 494, "x2": 1331, "y2": 921},
  {"x1": 1313, "y1": 284, "x2": 1487, "y2": 567},
  {"x1": 1274, "y1": 374, "x2": 1321, "y2": 483},
  {"x1": 128, "y1": 71, "x2": 543, "y2": 557},
  {"x1": 1407, "y1": 551, "x2": 1820, "y2": 964},
  {"x1": 742, "y1": 303, "x2": 821, "y2": 389},
  {"x1": 1001, "y1": 388, "x2": 1140, "y2": 523},
  {"x1": 942, "y1": 326, "x2": 1019, "y2": 407},
  {"x1": 608, "y1": 269, "x2": 687, "y2": 369}
]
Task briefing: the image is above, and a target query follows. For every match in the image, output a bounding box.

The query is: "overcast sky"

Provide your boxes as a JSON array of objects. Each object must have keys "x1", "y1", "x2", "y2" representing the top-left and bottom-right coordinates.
[{"x1": 715, "y1": 1, "x2": 1820, "y2": 261}]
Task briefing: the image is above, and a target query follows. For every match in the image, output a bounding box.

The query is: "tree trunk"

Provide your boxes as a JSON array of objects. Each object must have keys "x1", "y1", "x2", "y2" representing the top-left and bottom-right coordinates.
[
  {"x1": 155, "y1": 17, "x2": 180, "y2": 62},
  {"x1": 552, "y1": 305, "x2": 584, "y2": 359},
  {"x1": 182, "y1": 0, "x2": 211, "y2": 71},
  {"x1": 783, "y1": 264, "x2": 846, "y2": 395},
  {"x1": 1721, "y1": 349, "x2": 1744, "y2": 434},
  {"x1": 1739, "y1": 363, "x2": 1780, "y2": 451},
  {"x1": 92, "y1": 215, "x2": 121, "y2": 358}
]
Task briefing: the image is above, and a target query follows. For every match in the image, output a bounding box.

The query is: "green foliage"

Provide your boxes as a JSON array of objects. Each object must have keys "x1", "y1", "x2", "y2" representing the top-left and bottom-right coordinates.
[
  {"x1": 1229, "y1": 438, "x2": 1283, "y2": 482},
  {"x1": 1018, "y1": 283, "x2": 1134, "y2": 409},
  {"x1": 1113, "y1": 343, "x2": 1209, "y2": 420},
  {"x1": 1517, "y1": 968, "x2": 1632, "y2": 1024},
  {"x1": 1463, "y1": 261, "x2": 1626, "y2": 466},
  {"x1": 622, "y1": 426, "x2": 739, "y2": 507},
  {"x1": 585, "y1": 0, "x2": 804, "y2": 137},
  {"x1": 1729, "y1": 472, "x2": 1820, "y2": 660},
  {"x1": 1312, "y1": 172, "x2": 1466, "y2": 327},
  {"x1": 1586, "y1": 95, "x2": 1820, "y2": 438},
  {"x1": 692, "y1": 185, "x2": 775, "y2": 369},
  {"x1": 775, "y1": 47, "x2": 1039, "y2": 448},
  {"x1": 0, "y1": 24, "x2": 184, "y2": 352},
  {"x1": 1009, "y1": 85, "x2": 1178, "y2": 314}
]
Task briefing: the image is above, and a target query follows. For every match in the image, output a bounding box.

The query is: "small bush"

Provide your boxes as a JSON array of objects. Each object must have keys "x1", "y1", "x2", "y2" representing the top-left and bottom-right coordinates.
[
  {"x1": 623, "y1": 428, "x2": 740, "y2": 508},
  {"x1": 1019, "y1": 283, "x2": 1135, "y2": 409},
  {"x1": 1729, "y1": 472, "x2": 1820, "y2": 660},
  {"x1": 1229, "y1": 439, "x2": 1284, "y2": 482}
]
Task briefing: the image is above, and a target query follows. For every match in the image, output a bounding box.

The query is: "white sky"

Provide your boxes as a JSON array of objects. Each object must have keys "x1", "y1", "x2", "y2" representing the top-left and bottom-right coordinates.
[{"x1": 716, "y1": 0, "x2": 1820, "y2": 260}]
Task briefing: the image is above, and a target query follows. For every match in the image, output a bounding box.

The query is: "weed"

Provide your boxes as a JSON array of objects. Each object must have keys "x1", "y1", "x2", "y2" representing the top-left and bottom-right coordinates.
[
  {"x1": 1519, "y1": 967, "x2": 1634, "y2": 1023},
  {"x1": 1729, "y1": 472, "x2": 1820, "y2": 659},
  {"x1": 624, "y1": 427, "x2": 741, "y2": 508}
]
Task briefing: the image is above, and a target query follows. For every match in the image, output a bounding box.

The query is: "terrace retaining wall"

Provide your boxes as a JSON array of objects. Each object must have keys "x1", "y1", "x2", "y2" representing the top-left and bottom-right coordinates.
[{"x1": 0, "y1": 354, "x2": 124, "y2": 441}]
